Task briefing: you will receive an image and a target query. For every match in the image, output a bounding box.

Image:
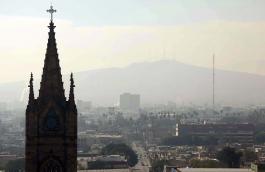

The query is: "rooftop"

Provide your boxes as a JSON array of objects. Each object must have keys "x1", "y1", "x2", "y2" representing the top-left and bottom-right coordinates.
[
  {"x1": 78, "y1": 169, "x2": 129, "y2": 172},
  {"x1": 178, "y1": 168, "x2": 251, "y2": 172}
]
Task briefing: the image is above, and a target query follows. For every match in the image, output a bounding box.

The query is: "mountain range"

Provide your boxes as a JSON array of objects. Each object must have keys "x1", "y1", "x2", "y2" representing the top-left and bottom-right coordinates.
[{"x1": 1, "y1": 60, "x2": 265, "y2": 106}]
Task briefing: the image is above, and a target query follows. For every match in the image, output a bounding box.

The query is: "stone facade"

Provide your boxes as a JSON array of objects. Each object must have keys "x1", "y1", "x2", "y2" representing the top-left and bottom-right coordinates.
[{"x1": 25, "y1": 7, "x2": 77, "y2": 172}]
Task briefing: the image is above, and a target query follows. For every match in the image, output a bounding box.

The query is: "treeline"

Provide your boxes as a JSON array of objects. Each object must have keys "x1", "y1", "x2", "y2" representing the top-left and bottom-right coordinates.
[
  {"x1": 2, "y1": 158, "x2": 24, "y2": 172},
  {"x1": 101, "y1": 143, "x2": 138, "y2": 167},
  {"x1": 87, "y1": 143, "x2": 138, "y2": 169}
]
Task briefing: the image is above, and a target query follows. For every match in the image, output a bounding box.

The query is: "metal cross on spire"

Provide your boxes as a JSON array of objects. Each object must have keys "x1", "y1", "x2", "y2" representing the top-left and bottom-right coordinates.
[{"x1": 47, "y1": 5, "x2": 57, "y2": 22}]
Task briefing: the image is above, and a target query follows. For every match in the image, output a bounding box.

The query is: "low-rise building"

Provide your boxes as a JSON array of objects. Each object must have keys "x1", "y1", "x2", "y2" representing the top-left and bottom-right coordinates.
[{"x1": 178, "y1": 123, "x2": 254, "y2": 145}]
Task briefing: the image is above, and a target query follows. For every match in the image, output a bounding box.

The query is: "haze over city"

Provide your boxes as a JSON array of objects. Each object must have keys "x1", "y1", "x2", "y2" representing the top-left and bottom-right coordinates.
[{"x1": 2, "y1": 1, "x2": 265, "y2": 172}]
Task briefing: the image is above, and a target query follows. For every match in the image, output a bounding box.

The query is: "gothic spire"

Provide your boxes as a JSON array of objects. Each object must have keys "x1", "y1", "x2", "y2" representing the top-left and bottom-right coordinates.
[
  {"x1": 28, "y1": 73, "x2": 35, "y2": 104},
  {"x1": 69, "y1": 73, "x2": 75, "y2": 103},
  {"x1": 39, "y1": 6, "x2": 65, "y2": 102}
]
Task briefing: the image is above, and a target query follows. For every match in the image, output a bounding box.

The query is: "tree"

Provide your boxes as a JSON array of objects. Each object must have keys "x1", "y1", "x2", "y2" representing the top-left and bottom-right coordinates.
[
  {"x1": 151, "y1": 160, "x2": 168, "y2": 172},
  {"x1": 0, "y1": 163, "x2": 4, "y2": 171},
  {"x1": 190, "y1": 159, "x2": 221, "y2": 168},
  {"x1": 5, "y1": 158, "x2": 25, "y2": 172},
  {"x1": 219, "y1": 116, "x2": 242, "y2": 124},
  {"x1": 217, "y1": 147, "x2": 242, "y2": 168},
  {"x1": 242, "y1": 150, "x2": 257, "y2": 163},
  {"x1": 248, "y1": 109, "x2": 265, "y2": 124},
  {"x1": 102, "y1": 143, "x2": 138, "y2": 167},
  {"x1": 255, "y1": 132, "x2": 265, "y2": 144}
]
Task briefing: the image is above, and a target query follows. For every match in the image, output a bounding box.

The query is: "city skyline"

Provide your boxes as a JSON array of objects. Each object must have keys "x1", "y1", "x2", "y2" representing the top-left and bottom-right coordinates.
[{"x1": 0, "y1": 2, "x2": 265, "y2": 171}]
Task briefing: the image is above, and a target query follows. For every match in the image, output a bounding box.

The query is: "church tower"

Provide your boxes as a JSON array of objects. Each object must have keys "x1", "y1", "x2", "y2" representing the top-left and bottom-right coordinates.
[{"x1": 26, "y1": 5, "x2": 77, "y2": 172}]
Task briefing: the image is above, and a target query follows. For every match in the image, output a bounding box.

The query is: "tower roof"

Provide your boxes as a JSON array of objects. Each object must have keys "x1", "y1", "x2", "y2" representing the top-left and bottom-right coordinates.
[
  {"x1": 38, "y1": 6, "x2": 65, "y2": 102},
  {"x1": 28, "y1": 73, "x2": 35, "y2": 104},
  {"x1": 69, "y1": 73, "x2": 75, "y2": 103}
]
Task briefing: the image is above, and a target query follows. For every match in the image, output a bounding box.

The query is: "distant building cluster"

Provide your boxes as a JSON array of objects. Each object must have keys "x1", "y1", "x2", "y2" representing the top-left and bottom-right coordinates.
[
  {"x1": 78, "y1": 100, "x2": 93, "y2": 113},
  {"x1": 0, "y1": 102, "x2": 7, "y2": 111}
]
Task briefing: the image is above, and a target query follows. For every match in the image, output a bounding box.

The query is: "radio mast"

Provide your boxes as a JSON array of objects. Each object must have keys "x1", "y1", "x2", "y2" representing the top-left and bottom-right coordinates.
[{"x1": 213, "y1": 54, "x2": 215, "y2": 111}]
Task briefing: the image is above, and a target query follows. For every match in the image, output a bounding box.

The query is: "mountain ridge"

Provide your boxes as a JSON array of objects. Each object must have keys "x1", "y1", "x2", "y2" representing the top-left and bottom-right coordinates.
[{"x1": 1, "y1": 60, "x2": 265, "y2": 106}]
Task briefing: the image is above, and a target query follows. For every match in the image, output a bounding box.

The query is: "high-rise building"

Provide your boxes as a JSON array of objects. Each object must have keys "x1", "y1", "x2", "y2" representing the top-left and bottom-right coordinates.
[
  {"x1": 119, "y1": 93, "x2": 140, "y2": 111},
  {"x1": 25, "y1": 6, "x2": 77, "y2": 172}
]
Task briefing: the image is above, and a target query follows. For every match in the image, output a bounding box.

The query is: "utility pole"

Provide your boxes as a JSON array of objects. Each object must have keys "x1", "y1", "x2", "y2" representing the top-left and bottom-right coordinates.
[{"x1": 213, "y1": 54, "x2": 215, "y2": 112}]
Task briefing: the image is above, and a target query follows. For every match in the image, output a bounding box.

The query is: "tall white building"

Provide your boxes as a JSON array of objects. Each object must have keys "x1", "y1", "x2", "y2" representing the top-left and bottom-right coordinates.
[{"x1": 119, "y1": 93, "x2": 140, "y2": 111}]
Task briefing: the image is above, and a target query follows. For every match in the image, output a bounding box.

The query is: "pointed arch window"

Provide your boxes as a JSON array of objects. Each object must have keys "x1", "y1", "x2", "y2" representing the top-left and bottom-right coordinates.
[
  {"x1": 43, "y1": 108, "x2": 60, "y2": 131},
  {"x1": 40, "y1": 158, "x2": 62, "y2": 172}
]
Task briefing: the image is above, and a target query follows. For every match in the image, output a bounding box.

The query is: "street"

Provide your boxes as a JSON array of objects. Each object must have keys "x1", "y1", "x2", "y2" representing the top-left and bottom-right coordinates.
[{"x1": 132, "y1": 142, "x2": 151, "y2": 172}]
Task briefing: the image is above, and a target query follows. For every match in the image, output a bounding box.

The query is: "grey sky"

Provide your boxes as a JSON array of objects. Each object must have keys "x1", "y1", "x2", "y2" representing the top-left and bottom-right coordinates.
[
  {"x1": 1, "y1": 0, "x2": 265, "y2": 25},
  {"x1": 1, "y1": 0, "x2": 265, "y2": 82}
]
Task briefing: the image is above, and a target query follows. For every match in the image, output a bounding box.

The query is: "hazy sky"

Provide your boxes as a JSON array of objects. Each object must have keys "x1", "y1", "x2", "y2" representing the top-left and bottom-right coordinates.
[{"x1": 1, "y1": 0, "x2": 265, "y2": 82}]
